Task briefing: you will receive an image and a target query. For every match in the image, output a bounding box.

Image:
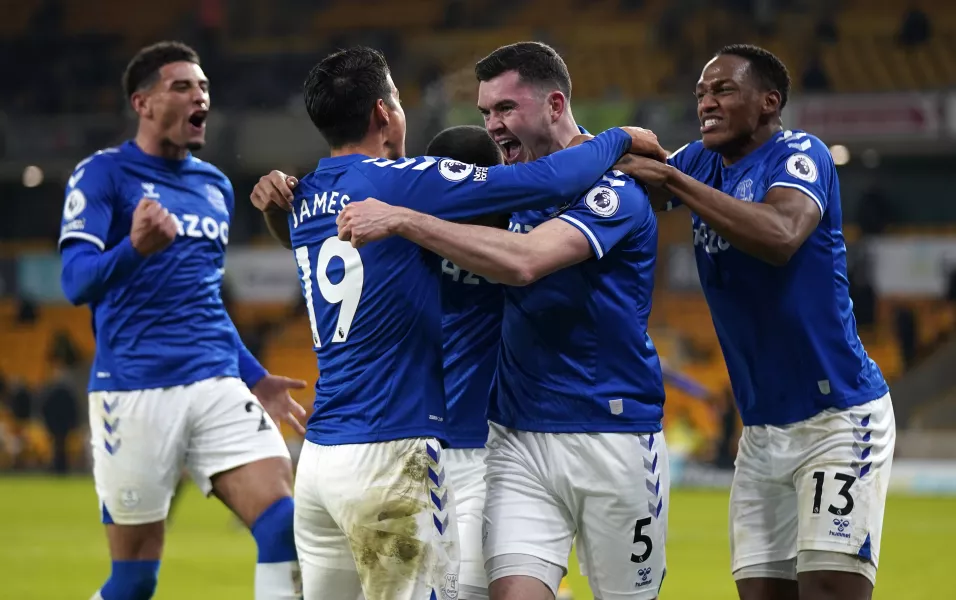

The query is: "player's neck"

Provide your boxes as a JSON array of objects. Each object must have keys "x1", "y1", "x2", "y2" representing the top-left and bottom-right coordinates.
[
  {"x1": 546, "y1": 115, "x2": 582, "y2": 156},
  {"x1": 330, "y1": 141, "x2": 391, "y2": 160},
  {"x1": 721, "y1": 122, "x2": 783, "y2": 166},
  {"x1": 134, "y1": 131, "x2": 189, "y2": 161}
]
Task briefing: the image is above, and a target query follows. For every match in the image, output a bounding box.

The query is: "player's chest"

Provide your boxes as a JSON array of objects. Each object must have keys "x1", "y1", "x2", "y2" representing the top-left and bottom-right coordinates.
[{"x1": 115, "y1": 173, "x2": 231, "y2": 246}]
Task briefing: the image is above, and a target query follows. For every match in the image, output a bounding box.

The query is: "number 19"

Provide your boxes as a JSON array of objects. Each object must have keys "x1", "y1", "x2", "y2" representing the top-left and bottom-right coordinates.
[{"x1": 295, "y1": 237, "x2": 365, "y2": 347}]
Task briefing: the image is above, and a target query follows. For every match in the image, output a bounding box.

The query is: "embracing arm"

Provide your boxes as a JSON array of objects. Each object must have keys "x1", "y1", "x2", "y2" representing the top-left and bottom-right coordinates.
[
  {"x1": 393, "y1": 210, "x2": 592, "y2": 286},
  {"x1": 663, "y1": 167, "x2": 819, "y2": 266}
]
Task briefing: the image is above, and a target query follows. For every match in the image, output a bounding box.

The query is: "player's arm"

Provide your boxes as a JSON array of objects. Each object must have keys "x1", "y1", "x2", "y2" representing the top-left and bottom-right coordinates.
[
  {"x1": 58, "y1": 156, "x2": 175, "y2": 305},
  {"x1": 666, "y1": 140, "x2": 829, "y2": 265},
  {"x1": 669, "y1": 177, "x2": 819, "y2": 266},
  {"x1": 568, "y1": 132, "x2": 674, "y2": 213},
  {"x1": 250, "y1": 172, "x2": 296, "y2": 249},
  {"x1": 61, "y1": 240, "x2": 144, "y2": 305},
  {"x1": 341, "y1": 180, "x2": 648, "y2": 286},
  {"x1": 397, "y1": 214, "x2": 591, "y2": 286},
  {"x1": 227, "y1": 321, "x2": 268, "y2": 389},
  {"x1": 385, "y1": 127, "x2": 661, "y2": 221},
  {"x1": 616, "y1": 147, "x2": 823, "y2": 266}
]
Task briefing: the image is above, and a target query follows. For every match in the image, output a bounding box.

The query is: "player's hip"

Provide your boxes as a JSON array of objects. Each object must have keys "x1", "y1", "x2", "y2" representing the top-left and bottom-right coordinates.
[
  {"x1": 736, "y1": 376, "x2": 889, "y2": 427},
  {"x1": 486, "y1": 423, "x2": 669, "y2": 493},
  {"x1": 86, "y1": 357, "x2": 240, "y2": 393},
  {"x1": 488, "y1": 401, "x2": 663, "y2": 436},
  {"x1": 736, "y1": 393, "x2": 895, "y2": 479}
]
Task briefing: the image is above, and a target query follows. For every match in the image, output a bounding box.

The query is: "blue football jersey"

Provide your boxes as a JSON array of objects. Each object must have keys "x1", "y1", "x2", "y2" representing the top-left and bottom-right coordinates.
[
  {"x1": 289, "y1": 128, "x2": 633, "y2": 445},
  {"x1": 667, "y1": 129, "x2": 888, "y2": 426},
  {"x1": 58, "y1": 141, "x2": 245, "y2": 392},
  {"x1": 494, "y1": 170, "x2": 665, "y2": 433},
  {"x1": 440, "y1": 259, "x2": 503, "y2": 449}
]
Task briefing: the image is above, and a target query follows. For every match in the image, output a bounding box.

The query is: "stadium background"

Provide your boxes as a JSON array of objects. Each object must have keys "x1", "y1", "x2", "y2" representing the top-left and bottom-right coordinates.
[{"x1": 2, "y1": 0, "x2": 956, "y2": 598}]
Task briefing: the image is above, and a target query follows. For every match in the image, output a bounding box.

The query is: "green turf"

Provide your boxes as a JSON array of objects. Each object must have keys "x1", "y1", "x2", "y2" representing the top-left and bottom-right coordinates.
[{"x1": 2, "y1": 477, "x2": 952, "y2": 599}]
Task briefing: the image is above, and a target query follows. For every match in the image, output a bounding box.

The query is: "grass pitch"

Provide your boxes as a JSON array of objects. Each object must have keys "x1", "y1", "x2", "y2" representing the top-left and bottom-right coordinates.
[{"x1": 2, "y1": 476, "x2": 951, "y2": 599}]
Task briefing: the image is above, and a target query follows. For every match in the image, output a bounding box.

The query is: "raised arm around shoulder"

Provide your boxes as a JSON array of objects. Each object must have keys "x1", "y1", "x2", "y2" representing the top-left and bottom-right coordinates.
[{"x1": 377, "y1": 128, "x2": 633, "y2": 222}]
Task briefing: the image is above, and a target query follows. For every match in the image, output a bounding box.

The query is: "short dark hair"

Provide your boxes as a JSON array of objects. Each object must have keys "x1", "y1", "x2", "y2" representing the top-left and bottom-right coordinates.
[
  {"x1": 426, "y1": 126, "x2": 503, "y2": 167},
  {"x1": 303, "y1": 46, "x2": 396, "y2": 148},
  {"x1": 475, "y1": 41, "x2": 571, "y2": 99},
  {"x1": 716, "y1": 44, "x2": 791, "y2": 111},
  {"x1": 122, "y1": 41, "x2": 200, "y2": 99}
]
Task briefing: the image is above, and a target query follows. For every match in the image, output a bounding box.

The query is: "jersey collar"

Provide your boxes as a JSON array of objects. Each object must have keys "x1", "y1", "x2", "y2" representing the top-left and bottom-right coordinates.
[
  {"x1": 721, "y1": 130, "x2": 787, "y2": 173},
  {"x1": 318, "y1": 154, "x2": 374, "y2": 170},
  {"x1": 124, "y1": 140, "x2": 193, "y2": 170}
]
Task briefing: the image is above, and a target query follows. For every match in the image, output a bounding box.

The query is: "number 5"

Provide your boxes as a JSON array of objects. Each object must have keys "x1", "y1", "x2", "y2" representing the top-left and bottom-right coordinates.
[
  {"x1": 295, "y1": 237, "x2": 365, "y2": 347},
  {"x1": 630, "y1": 517, "x2": 653, "y2": 564}
]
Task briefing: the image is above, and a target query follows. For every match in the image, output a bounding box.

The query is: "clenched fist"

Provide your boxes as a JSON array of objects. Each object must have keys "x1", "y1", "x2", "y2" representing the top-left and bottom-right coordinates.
[{"x1": 130, "y1": 198, "x2": 177, "y2": 256}]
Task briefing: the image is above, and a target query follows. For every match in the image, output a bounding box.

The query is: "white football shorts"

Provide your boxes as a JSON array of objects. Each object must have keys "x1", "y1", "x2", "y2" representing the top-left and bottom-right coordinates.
[
  {"x1": 294, "y1": 437, "x2": 460, "y2": 600},
  {"x1": 730, "y1": 393, "x2": 895, "y2": 585},
  {"x1": 483, "y1": 423, "x2": 669, "y2": 600},
  {"x1": 446, "y1": 447, "x2": 488, "y2": 597},
  {"x1": 89, "y1": 376, "x2": 291, "y2": 525}
]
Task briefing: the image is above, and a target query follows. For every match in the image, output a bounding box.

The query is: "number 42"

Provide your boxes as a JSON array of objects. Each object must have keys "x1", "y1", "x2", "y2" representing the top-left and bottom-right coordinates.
[{"x1": 295, "y1": 237, "x2": 364, "y2": 347}]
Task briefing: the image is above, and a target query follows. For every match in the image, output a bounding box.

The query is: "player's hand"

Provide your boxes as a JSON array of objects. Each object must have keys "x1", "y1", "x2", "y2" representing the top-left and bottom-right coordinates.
[
  {"x1": 613, "y1": 155, "x2": 672, "y2": 188},
  {"x1": 251, "y1": 170, "x2": 297, "y2": 213},
  {"x1": 336, "y1": 198, "x2": 407, "y2": 248},
  {"x1": 252, "y1": 374, "x2": 308, "y2": 436},
  {"x1": 130, "y1": 198, "x2": 177, "y2": 256},
  {"x1": 619, "y1": 126, "x2": 668, "y2": 163}
]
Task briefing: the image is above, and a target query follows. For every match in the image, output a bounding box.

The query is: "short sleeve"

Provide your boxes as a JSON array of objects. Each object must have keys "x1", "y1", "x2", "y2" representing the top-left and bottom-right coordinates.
[
  {"x1": 557, "y1": 176, "x2": 652, "y2": 259},
  {"x1": 58, "y1": 152, "x2": 117, "y2": 252},
  {"x1": 766, "y1": 133, "x2": 834, "y2": 218}
]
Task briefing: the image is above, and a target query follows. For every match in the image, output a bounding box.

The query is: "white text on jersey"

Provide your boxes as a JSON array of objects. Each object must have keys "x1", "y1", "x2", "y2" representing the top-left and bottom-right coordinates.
[{"x1": 293, "y1": 191, "x2": 352, "y2": 228}]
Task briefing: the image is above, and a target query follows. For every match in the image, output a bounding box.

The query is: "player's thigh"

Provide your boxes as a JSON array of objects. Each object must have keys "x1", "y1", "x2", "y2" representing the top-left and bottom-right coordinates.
[
  {"x1": 89, "y1": 389, "x2": 189, "y2": 549},
  {"x1": 184, "y1": 377, "x2": 293, "y2": 524},
  {"x1": 446, "y1": 447, "x2": 490, "y2": 598},
  {"x1": 573, "y1": 432, "x2": 669, "y2": 600},
  {"x1": 730, "y1": 425, "x2": 799, "y2": 579},
  {"x1": 483, "y1": 425, "x2": 573, "y2": 597},
  {"x1": 319, "y1": 437, "x2": 460, "y2": 600},
  {"x1": 793, "y1": 394, "x2": 895, "y2": 585},
  {"x1": 796, "y1": 553, "x2": 874, "y2": 600},
  {"x1": 294, "y1": 440, "x2": 363, "y2": 600}
]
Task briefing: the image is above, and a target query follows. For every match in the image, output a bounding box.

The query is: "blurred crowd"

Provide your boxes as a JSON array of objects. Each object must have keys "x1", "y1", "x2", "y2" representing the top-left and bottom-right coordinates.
[{"x1": 1, "y1": 0, "x2": 940, "y2": 116}]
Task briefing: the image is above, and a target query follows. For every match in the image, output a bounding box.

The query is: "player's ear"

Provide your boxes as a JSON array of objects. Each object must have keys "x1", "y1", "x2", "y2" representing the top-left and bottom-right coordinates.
[
  {"x1": 764, "y1": 90, "x2": 781, "y2": 117},
  {"x1": 131, "y1": 91, "x2": 151, "y2": 119},
  {"x1": 372, "y1": 98, "x2": 390, "y2": 130},
  {"x1": 547, "y1": 91, "x2": 567, "y2": 124}
]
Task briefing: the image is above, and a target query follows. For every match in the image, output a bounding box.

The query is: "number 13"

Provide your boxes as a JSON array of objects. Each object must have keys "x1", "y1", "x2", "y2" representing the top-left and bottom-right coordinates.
[{"x1": 295, "y1": 237, "x2": 364, "y2": 347}]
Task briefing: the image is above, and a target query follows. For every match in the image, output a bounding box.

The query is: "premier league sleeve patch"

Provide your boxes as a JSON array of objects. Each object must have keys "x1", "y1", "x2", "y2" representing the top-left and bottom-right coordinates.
[
  {"x1": 785, "y1": 153, "x2": 818, "y2": 183},
  {"x1": 438, "y1": 159, "x2": 475, "y2": 182},
  {"x1": 584, "y1": 186, "x2": 620, "y2": 217},
  {"x1": 63, "y1": 188, "x2": 87, "y2": 220}
]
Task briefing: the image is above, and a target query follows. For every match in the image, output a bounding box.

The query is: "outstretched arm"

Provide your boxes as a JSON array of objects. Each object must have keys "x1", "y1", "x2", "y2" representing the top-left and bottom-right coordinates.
[
  {"x1": 612, "y1": 156, "x2": 821, "y2": 266},
  {"x1": 663, "y1": 168, "x2": 820, "y2": 265},
  {"x1": 337, "y1": 199, "x2": 592, "y2": 286}
]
